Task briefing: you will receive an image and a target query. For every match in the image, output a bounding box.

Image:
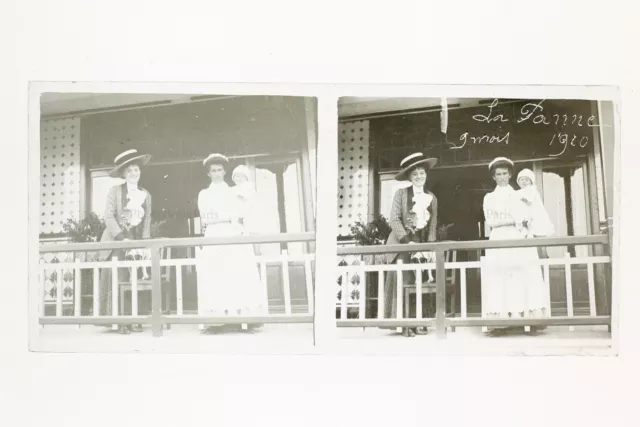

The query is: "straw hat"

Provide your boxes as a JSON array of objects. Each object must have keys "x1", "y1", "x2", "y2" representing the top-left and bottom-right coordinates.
[
  {"x1": 109, "y1": 149, "x2": 152, "y2": 178},
  {"x1": 488, "y1": 156, "x2": 514, "y2": 174},
  {"x1": 394, "y1": 152, "x2": 438, "y2": 181},
  {"x1": 203, "y1": 153, "x2": 229, "y2": 169}
]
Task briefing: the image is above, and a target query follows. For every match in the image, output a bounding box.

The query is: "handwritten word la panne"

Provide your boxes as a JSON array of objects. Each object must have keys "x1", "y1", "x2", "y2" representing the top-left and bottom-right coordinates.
[{"x1": 473, "y1": 99, "x2": 605, "y2": 127}]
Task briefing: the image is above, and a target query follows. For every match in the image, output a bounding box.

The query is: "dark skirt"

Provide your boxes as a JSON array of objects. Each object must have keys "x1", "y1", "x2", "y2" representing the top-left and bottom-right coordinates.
[
  {"x1": 383, "y1": 252, "x2": 434, "y2": 320},
  {"x1": 98, "y1": 249, "x2": 130, "y2": 316}
]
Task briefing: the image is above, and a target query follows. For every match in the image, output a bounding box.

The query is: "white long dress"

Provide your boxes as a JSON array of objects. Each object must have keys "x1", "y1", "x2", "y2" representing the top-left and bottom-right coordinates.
[
  {"x1": 481, "y1": 185, "x2": 549, "y2": 318},
  {"x1": 196, "y1": 181, "x2": 268, "y2": 318}
]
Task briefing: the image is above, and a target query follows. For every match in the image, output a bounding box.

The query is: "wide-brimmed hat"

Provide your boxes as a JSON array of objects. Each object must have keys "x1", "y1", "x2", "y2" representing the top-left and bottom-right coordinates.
[
  {"x1": 395, "y1": 152, "x2": 438, "y2": 181},
  {"x1": 203, "y1": 153, "x2": 229, "y2": 170},
  {"x1": 488, "y1": 156, "x2": 514, "y2": 174},
  {"x1": 109, "y1": 149, "x2": 152, "y2": 178}
]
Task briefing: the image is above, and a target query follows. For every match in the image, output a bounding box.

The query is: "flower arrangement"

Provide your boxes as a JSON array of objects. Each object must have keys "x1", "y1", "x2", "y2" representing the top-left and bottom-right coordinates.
[
  {"x1": 62, "y1": 212, "x2": 106, "y2": 243},
  {"x1": 349, "y1": 215, "x2": 392, "y2": 246}
]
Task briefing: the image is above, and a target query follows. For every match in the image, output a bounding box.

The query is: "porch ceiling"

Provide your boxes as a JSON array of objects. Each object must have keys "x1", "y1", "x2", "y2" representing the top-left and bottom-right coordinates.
[
  {"x1": 338, "y1": 97, "x2": 483, "y2": 118},
  {"x1": 40, "y1": 93, "x2": 234, "y2": 117}
]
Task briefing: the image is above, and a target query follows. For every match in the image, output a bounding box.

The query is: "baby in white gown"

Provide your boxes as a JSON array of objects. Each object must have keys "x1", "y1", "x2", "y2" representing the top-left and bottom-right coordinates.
[
  {"x1": 231, "y1": 165, "x2": 255, "y2": 235},
  {"x1": 516, "y1": 169, "x2": 554, "y2": 238}
]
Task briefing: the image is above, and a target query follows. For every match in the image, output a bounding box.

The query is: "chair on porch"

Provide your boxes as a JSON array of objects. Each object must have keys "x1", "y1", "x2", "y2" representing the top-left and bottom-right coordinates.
[
  {"x1": 119, "y1": 247, "x2": 173, "y2": 329},
  {"x1": 403, "y1": 249, "x2": 458, "y2": 331}
]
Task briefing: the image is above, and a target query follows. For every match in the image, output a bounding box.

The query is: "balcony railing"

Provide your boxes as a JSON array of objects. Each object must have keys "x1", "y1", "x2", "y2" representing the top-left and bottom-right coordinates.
[
  {"x1": 38, "y1": 233, "x2": 316, "y2": 337},
  {"x1": 336, "y1": 235, "x2": 612, "y2": 338}
]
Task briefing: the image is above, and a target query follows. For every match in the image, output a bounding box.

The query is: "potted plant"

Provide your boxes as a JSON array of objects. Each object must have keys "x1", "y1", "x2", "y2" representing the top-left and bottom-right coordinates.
[
  {"x1": 349, "y1": 215, "x2": 392, "y2": 265},
  {"x1": 60, "y1": 213, "x2": 106, "y2": 315}
]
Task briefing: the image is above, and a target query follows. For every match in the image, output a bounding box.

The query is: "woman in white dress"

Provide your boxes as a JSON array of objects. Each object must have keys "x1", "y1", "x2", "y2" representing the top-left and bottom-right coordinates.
[
  {"x1": 196, "y1": 154, "x2": 268, "y2": 333},
  {"x1": 481, "y1": 157, "x2": 549, "y2": 336}
]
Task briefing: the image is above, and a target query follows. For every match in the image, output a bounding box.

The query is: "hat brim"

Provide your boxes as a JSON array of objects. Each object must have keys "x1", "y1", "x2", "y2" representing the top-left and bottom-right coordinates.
[
  {"x1": 203, "y1": 156, "x2": 230, "y2": 169},
  {"x1": 488, "y1": 160, "x2": 514, "y2": 173},
  {"x1": 395, "y1": 158, "x2": 438, "y2": 181},
  {"x1": 109, "y1": 154, "x2": 152, "y2": 178}
]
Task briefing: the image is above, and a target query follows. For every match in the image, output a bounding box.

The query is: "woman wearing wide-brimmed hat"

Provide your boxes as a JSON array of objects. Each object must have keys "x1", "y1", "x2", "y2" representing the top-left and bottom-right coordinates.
[
  {"x1": 97, "y1": 149, "x2": 153, "y2": 334},
  {"x1": 382, "y1": 152, "x2": 439, "y2": 337},
  {"x1": 195, "y1": 154, "x2": 267, "y2": 334},
  {"x1": 481, "y1": 157, "x2": 549, "y2": 336}
]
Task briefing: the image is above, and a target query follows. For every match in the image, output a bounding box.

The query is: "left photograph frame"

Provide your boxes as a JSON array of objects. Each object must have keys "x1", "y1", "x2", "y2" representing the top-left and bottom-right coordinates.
[{"x1": 28, "y1": 83, "x2": 318, "y2": 353}]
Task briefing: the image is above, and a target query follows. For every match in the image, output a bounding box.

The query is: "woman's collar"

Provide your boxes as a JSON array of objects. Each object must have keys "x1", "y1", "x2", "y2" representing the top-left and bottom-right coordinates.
[{"x1": 495, "y1": 184, "x2": 514, "y2": 192}]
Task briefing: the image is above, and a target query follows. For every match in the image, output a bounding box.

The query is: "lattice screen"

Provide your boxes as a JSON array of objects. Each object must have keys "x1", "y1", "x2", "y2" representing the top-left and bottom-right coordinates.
[
  {"x1": 337, "y1": 121, "x2": 370, "y2": 237},
  {"x1": 40, "y1": 118, "x2": 81, "y2": 235},
  {"x1": 336, "y1": 253, "x2": 364, "y2": 307},
  {"x1": 38, "y1": 241, "x2": 76, "y2": 313}
]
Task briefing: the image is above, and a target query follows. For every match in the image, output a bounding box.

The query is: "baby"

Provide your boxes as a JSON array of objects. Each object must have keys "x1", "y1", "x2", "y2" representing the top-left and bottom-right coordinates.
[
  {"x1": 231, "y1": 165, "x2": 255, "y2": 234},
  {"x1": 516, "y1": 168, "x2": 554, "y2": 238}
]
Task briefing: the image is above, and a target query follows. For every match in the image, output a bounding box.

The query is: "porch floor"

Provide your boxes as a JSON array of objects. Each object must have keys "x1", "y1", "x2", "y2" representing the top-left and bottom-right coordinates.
[
  {"x1": 333, "y1": 325, "x2": 614, "y2": 356},
  {"x1": 31, "y1": 323, "x2": 315, "y2": 354}
]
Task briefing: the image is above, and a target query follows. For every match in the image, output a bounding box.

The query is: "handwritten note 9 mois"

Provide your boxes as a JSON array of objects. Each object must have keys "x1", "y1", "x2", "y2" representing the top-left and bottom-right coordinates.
[{"x1": 452, "y1": 99, "x2": 610, "y2": 157}]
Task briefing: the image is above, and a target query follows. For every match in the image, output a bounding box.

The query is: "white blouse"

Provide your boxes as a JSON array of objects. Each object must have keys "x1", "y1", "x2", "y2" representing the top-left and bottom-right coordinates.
[{"x1": 197, "y1": 181, "x2": 236, "y2": 226}]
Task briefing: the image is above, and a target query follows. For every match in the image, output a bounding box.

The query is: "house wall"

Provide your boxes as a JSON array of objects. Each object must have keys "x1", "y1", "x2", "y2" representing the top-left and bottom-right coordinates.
[
  {"x1": 337, "y1": 120, "x2": 370, "y2": 237},
  {"x1": 39, "y1": 118, "x2": 82, "y2": 235},
  {"x1": 81, "y1": 96, "x2": 310, "y2": 168}
]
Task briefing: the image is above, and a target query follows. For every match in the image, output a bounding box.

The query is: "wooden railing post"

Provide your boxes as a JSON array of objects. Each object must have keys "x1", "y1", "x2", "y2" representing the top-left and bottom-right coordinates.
[
  {"x1": 435, "y1": 249, "x2": 446, "y2": 339},
  {"x1": 150, "y1": 246, "x2": 163, "y2": 337}
]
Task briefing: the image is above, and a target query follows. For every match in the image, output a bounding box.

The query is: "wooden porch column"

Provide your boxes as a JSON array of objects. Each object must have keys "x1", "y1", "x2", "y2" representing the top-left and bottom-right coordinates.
[{"x1": 597, "y1": 100, "x2": 616, "y2": 321}]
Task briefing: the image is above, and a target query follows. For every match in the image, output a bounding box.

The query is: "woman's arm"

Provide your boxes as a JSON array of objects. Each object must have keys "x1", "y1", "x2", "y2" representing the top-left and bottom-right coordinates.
[
  {"x1": 104, "y1": 186, "x2": 126, "y2": 241},
  {"x1": 141, "y1": 191, "x2": 152, "y2": 239},
  {"x1": 389, "y1": 189, "x2": 411, "y2": 244},
  {"x1": 426, "y1": 194, "x2": 438, "y2": 242}
]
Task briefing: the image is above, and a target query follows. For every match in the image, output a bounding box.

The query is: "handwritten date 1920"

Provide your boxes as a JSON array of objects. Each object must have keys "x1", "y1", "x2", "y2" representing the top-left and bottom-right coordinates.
[{"x1": 549, "y1": 132, "x2": 589, "y2": 157}]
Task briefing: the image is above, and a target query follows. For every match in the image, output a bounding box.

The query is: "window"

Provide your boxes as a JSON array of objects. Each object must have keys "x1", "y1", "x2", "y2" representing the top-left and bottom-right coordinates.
[
  {"x1": 251, "y1": 156, "x2": 306, "y2": 256},
  {"x1": 540, "y1": 162, "x2": 590, "y2": 258},
  {"x1": 90, "y1": 170, "x2": 124, "y2": 217}
]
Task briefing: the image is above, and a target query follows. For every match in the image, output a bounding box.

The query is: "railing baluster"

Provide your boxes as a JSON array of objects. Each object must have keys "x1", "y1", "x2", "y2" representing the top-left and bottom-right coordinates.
[
  {"x1": 480, "y1": 256, "x2": 488, "y2": 333},
  {"x1": 396, "y1": 260, "x2": 403, "y2": 332},
  {"x1": 74, "y1": 259, "x2": 81, "y2": 328},
  {"x1": 131, "y1": 265, "x2": 138, "y2": 317},
  {"x1": 151, "y1": 247, "x2": 163, "y2": 337},
  {"x1": 281, "y1": 249, "x2": 292, "y2": 316},
  {"x1": 93, "y1": 267, "x2": 100, "y2": 318},
  {"x1": 564, "y1": 252, "x2": 574, "y2": 331},
  {"x1": 304, "y1": 258, "x2": 314, "y2": 315},
  {"x1": 415, "y1": 267, "x2": 422, "y2": 320},
  {"x1": 460, "y1": 267, "x2": 467, "y2": 319},
  {"x1": 56, "y1": 268, "x2": 63, "y2": 317},
  {"x1": 435, "y1": 250, "x2": 446, "y2": 338},
  {"x1": 111, "y1": 256, "x2": 119, "y2": 330},
  {"x1": 587, "y1": 262, "x2": 596, "y2": 317},
  {"x1": 40, "y1": 265, "x2": 46, "y2": 328},
  {"x1": 543, "y1": 263, "x2": 551, "y2": 317},
  {"x1": 340, "y1": 272, "x2": 349, "y2": 320},
  {"x1": 358, "y1": 267, "x2": 366, "y2": 320},
  {"x1": 176, "y1": 266, "x2": 184, "y2": 316},
  {"x1": 259, "y1": 259, "x2": 268, "y2": 316},
  {"x1": 377, "y1": 270, "x2": 384, "y2": 320}
]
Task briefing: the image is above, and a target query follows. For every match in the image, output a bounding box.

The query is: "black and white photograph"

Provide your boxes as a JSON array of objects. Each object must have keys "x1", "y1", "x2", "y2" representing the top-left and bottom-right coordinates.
[
  {"x1": 335, "y1": 95, "x2": 618, "y2": 355},
  {"x1": 31, "y1": 89, "x2": 318, "y2": 352}
]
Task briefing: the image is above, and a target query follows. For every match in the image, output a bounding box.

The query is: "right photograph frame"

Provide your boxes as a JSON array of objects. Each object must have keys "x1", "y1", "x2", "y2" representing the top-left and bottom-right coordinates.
[{"x1": 334, "y1": 95, "x2": 617, "y2": 356}]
